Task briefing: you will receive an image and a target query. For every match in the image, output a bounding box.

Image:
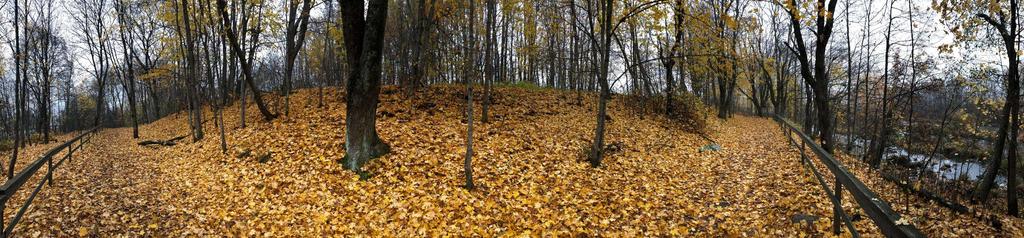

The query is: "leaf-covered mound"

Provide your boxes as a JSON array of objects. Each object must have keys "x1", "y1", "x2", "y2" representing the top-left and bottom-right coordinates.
[{"x1": 2, "y1": 86, "x2": 1020, "y2": 236}]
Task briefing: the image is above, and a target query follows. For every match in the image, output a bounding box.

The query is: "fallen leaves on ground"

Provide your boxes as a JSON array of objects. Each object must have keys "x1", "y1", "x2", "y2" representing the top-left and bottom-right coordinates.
[{"x1": 0, "y1": 85, "x2": 1017, "y2": 236}]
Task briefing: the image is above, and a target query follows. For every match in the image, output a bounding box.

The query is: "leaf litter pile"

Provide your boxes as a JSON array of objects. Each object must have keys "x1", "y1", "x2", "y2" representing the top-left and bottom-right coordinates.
[{"x1": 1, "y1": 86, "x2": 1020, "y2": 236}]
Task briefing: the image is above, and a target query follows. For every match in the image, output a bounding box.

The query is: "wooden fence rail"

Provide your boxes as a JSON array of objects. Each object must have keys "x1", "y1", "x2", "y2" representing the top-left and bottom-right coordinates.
[
  {"x1": 773, "y1": 115, "x2": 924, "y2": 238},
  {"x1": 0, "y1": 127, "x2": 99, "y2": 237}
]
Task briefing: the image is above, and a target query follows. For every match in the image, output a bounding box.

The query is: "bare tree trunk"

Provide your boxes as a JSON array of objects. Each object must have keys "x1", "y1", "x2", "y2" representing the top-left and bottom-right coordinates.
[
  {"x1": 666, "y1": 0, "x2": 685, "y2": 115},
  {"x1": 589, "y1": 0, "x2": 613, "y2": 167},
  {"x1": 844, "y1": 0, "x2": 854, "y2": 152},
  {"x1": 9, "y1": 0, "x2": 21, "y2": 178},
  {"x1": 906, "y1": 0, "x2": 918, "y2": 159},
  {"x1": 784, "y1": 0, "x2": 840, "y2": 154},
  {"x1": 217, "y1": 0, "x2": 276, "y2": 122},
  {"x1": 481, "y1": 0, "x2": 496, "y2": 123},
  {"x1": 858, "y1": 0, "x2": 874, "y2": 161},
  {"x1": 180, "y1": 0, "x2": 204, "y2": 141},
  {"x1": 341, "y1": 0, "x2": 391, "y2": 173},
  {"x1": 282, "y1": 0, "x2": 313, "y2": 117},
  {"x1": 116, "y1": 0, "x2": 140, "y2": 138},
  {"x1": 1009, "y1": 96, "x2": 1020, "y2": 216},
  {"x1": 463, "y1": 0, "x2": 476, "y2": 190},
  {"x1": 975, "y1": 2, "x2": 1020, "y2": 216},
  {"x1": 871, "y1": 2, "x2": 896, "y2": 167}
]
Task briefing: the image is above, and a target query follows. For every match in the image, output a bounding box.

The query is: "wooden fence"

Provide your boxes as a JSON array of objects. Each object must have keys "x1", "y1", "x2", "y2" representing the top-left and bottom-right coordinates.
[
  {"x1": 774, "y1": 115, "x2": 923, "y2": 238},
  {"x1": 0, "y1": 127, "x2": 99, "y2": 237}
]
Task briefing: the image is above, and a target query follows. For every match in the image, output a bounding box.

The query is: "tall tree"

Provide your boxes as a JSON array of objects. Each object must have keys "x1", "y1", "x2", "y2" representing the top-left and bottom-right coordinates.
[
  {"x1": 8, "y1": 0, "x2": 22, "y2": 179},
  {"x1": 115, "y1": 0, "x2": 140, "y2": 139},
  {"x1": 780, "y1": 0, "x2": 840, "y2": 154},
  {"x1": 589, "y1": 0, "x2": 613, "y2": 167},
  {"x1": 27, "y1": 0, "x2": 60, "y2": 144},
  {"x1": 481, "y1": 0, "x2": 496, "y2": 123},
  {"x1": 664, "y1": 0, "x2": 686, "y2": 116},
  {"x1": 319, "y1": 0, "x2": 338, "y2": 107},
  {"x1": 856, "y1": 0, "x2": 874, "y2": 162},
  {"x1": 281, "y1": 0, "x2": 313, "y2": 116},
  {"x1": 843, "y1": 0, "x2": 854, "y2": 152},
  {"x1": 175, "y1": 0, "x2": 204, "y2": 141},
  {"x1": 869, "y1": 0, "x2": 896, "y2": 168},
  {"x1": 464, "y1": 0, "x2": 477, "y2": 190},
  {"x1": 936, "y1": 0, "x2": 1020, "y2": 216},
  {"x1": 340, "y1": 0, "x2": 392, "y2": 173},
  {"x1": 904, "y1": 0, "x2": 918, "y2": 171},
  {"x1": 715, "y1": 0, "x2": 742, "y2": 119},
  {"x1": 217, "y1": 0, "x2": 278, "y2": 122},
  {"x1": 71, "y1": 0, "x2": 113, "y2": 128}
]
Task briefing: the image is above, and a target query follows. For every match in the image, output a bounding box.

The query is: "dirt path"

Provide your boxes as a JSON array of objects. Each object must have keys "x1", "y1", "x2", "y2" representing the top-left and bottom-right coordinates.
[{"x1": 3, "y1": 128, "x2": 174, "y2": 237}]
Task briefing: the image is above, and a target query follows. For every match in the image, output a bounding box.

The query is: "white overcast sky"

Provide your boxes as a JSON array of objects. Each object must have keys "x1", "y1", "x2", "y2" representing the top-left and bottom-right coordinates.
[{"x1": 0, "y1": 0, "x2": 1013, "y2": 92}]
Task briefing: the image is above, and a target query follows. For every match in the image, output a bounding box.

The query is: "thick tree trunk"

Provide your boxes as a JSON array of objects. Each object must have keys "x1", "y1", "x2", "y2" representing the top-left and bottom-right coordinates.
[
  {"x1": 979, "y1": 105, "x2": 1010, "y2": 197},
  {"x1": 774, "y1": 61, "x2": 788, "y2": 116},
  {"x1": 812, "y1": 8, "x2": 836, "y2": 154},
  {"x1": 148, "y1": 82, "x2": 161, "y2": 118},
  {"x1": 974, "y1": 2, "x2": 1020, "y2": 217},
  {"x1": 341, "y1": 0, "x2": 391, "y2": 173},
  {"x1": 718, "y1": 75, "x2": 730, "y2": 119},
  {"x1": 813, "y1": 53, "x2": 834, "y2": 154},
  {"x1": 181, "y1": 0, "x2": 204, "y2": 142},
  {"x1": 96, "y1": 66, "x2": 106, "y2": 127},
  {"x1": 785, "y1": 0, "x2": 839, "y2": 154}
]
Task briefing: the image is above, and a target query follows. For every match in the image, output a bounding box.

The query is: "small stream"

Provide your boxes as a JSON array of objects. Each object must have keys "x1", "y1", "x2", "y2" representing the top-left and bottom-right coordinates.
[{"x1": 835, "y1": 134, "x2": 1008, "y2": 188}]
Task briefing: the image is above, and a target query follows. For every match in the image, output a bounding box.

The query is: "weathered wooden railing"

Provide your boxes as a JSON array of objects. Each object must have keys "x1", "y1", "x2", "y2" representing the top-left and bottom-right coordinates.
[
  {"x1": 0, "y1": 127, "x2": 99, "y2": 237},
  {"x1": 774, "y1": 115, "x2": 923, "y2": 238}
]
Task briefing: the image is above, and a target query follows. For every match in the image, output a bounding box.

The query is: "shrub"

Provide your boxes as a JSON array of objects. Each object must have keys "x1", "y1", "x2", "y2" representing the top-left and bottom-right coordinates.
[
  {"x1": 666, "y1": 93, "x2": 711, "y2": 133},
  {"x1": 497, "y1": 81, "x2": 544, "y2": 91},
  {"x1": 624, "y1": 92, "x2": 710, "y2": 133},
  {"x1": 0, "y1": 139, "x2": 12, "y2": 152}
]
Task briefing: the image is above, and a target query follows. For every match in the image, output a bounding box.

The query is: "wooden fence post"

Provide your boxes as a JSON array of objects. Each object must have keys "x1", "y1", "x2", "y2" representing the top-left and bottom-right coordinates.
[
  {"x1": 0, "y1": 201, "x2": 6, "y2": 238},
  {"x1": 46, "y1": 158, "x2": 52, "y2": 186},
  {"x1": 834, "y1": 176, "x2": 842, "y2": 234}
]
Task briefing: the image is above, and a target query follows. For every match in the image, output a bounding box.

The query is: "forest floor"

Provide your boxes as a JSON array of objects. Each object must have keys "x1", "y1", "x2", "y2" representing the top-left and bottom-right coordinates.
[{"x1": 0, "y1": 85, "x2": 1021, "y2": 237}]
